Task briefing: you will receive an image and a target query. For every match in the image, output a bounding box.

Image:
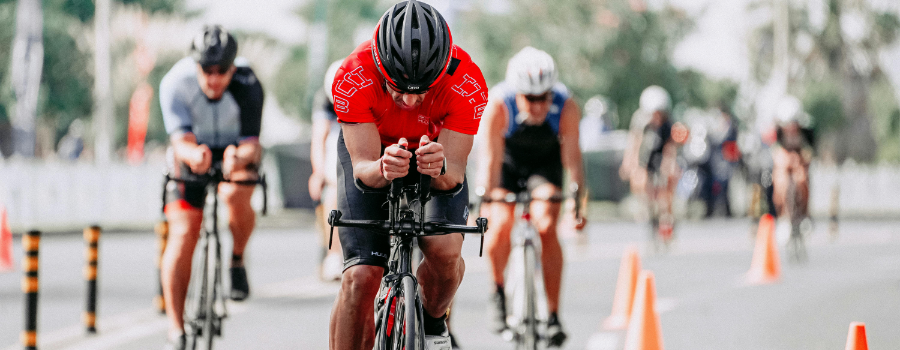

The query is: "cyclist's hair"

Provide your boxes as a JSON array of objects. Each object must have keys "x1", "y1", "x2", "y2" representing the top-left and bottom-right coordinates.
[
  {"x1": 190, "y1": 24, "x2": 238, "y2": 68},
  {"x1": 505, "y1": 46, "x2": 558, "y2": 95},
  {"x1": 372, "y1": 0, "x2": 453, "y2": 94}
]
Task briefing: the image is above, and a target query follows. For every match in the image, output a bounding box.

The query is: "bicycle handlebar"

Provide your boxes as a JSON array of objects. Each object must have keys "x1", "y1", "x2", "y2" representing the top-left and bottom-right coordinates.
[
  {"x1": 328, "y1": 210, "x2": 487, "y2": 236},
  {"x1": 474, "y1": 187, "x2": 584, "y2": 223},
  {"x1": 161, "y1": 169, "x2": 269, "y2": 216}
]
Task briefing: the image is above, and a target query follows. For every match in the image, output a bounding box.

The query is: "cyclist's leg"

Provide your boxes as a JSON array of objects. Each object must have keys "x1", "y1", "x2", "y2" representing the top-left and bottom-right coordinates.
[
  {"x1": 161, "y1": 203, "x2": 203, "y2": 339},
  {"x1": 792, "y1": 155, "x2": 810, "y2": 217},
  {"x1": 418, "y1": 178, "x2": 471, "y2": 320},
  {"x1": 220, "y1": 164, "x2": 257, "y2": 260},
  {"x1": 486, "y1": 161, "x2": 528, "y2": 288},
  {"x1": 220, "y1": 161, "x2": 258, "y2": 300},
  {"x1": 418, "y1": 233, "x2": 465, "y2": 318},
  {"x1": 771, "y1": 147, "x2": 791, "y2": 218},
  {"x1": 161, "y1": 162, "x2": 206, "y2": 340},
  {"x1": 529, "y1": 182, "x2": 563, "y2": 313},
  {"x1": 330, "y1": 265, "x2": 383, "y2": 350},
  {"x1": 484, "y1": 189, "x2": 516, "y2": 287},
  {"x1": 330, "y1": 131, "x2": 390, "y2": 350}
]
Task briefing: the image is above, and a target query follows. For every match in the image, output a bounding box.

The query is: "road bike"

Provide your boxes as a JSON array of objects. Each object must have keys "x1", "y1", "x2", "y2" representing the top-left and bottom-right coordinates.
[
  {"x1": 329, "y1": 172, "x2": 487, "y2": 350},
  {"x1": 478, "y1": 189, "x2": 578, "y2": 350},
  {"x1": 162, "y1": 167, "x2": 267, "y2": 350},
  {"x1": 647, "y1": 173, "x2": 675, "y2": 254}
]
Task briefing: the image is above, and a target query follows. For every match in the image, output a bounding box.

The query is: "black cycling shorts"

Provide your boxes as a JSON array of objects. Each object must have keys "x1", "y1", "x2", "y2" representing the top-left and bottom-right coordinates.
[
  {"x1": 336, "y1": 131, "x2": 469, "y2": 271},
  {"x1": 500, "y1": 158, "x2": 563, "y2": 194}
]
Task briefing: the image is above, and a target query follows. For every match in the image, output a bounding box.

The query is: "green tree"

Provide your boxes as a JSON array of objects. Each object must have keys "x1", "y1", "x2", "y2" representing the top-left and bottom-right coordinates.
[{"x1": 0, "y1": 0, "x2": 185, "y2": 157}]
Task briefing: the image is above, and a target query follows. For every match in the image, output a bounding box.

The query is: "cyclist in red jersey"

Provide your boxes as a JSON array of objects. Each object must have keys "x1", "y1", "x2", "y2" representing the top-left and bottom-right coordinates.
[{"x1": 328, "y1": 1, "x2": 486, "y2": 350}]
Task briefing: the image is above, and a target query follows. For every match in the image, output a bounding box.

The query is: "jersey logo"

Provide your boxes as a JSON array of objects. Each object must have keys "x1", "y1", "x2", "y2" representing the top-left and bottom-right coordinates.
[
  {"x1": 418, "y1": 114, "x2": 429, "y2": 125},
  {"x1": 473, "y1": 102, "x2": 487, "y2": 120},
  {"x1": 452, "y1": 74, "x2": 481, "y2": 98},
  {"x1": 334, "y1": 67, "x2": 374, "y2": 98},
  {"x1": 334, "y1": 96, "x2": 349, "y2": 113}
]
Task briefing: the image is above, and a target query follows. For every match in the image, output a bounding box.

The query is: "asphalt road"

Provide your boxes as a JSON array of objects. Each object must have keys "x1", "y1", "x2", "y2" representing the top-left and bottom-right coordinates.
[{"x1": 2, "y1": 210, "x2": 900, "y2": 350}]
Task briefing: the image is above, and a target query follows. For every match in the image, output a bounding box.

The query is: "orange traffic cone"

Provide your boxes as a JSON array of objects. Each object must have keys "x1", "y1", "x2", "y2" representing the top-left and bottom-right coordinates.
[
  {"x1": 603, "y1": 246, "x2": 641, "y2": 330},
  {"x1": 746, "y1": 214, "x2": 780, "y2": 284},
  {"x1": 845, "y1": 322, "x2": 868, "y2": 350},
  {"x1": 0, "y1": 206, "x2": 13, "y2": 272},
  {"x1": 623, "y1": 270, "x2": 664, "y2": 350}
]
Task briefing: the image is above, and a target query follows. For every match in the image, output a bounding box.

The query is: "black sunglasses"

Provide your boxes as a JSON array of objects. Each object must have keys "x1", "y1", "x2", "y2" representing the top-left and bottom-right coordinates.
[
  {"x1": 386, "y1": 81, "x2": 428, "y2": 95},
  {"x1": 524, "y1": 92, "x2": 551, "y2": 102},
  {"x1": 201, "y1": 65, "x2": 230, "y2": 75}
]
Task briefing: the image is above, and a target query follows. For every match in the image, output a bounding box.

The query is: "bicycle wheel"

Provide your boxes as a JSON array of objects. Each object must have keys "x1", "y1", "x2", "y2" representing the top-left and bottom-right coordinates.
[
  {"x1": 400, "y1": 276, "x2": 420, "y2": 349},
  {"x1": 185, "y1": 233, "x2": 210, "y2": 350},
  {"x1": 379, "y1": 276, "x2": 421, "y2": 350},
  {"x1": 515, "y1": 244, "x2": 538, "y2": 350},
  {"x1": 201, "y1": 231, "x2": 220, "y2": 350}
]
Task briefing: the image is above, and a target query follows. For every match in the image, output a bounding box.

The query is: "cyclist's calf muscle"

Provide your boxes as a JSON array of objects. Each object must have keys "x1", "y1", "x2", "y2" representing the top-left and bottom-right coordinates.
[
  {"x1": 331, "y1": 265, "x2": 382, "y2": 350},
  {"x1": 417, "y1": 233, "x2": 466, "y2": 318}
]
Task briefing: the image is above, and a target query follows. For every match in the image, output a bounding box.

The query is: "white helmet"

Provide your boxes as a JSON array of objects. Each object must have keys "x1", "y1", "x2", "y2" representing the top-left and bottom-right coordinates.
[
  {"x1": 324, "y1": 60, "x2": 344, "y2": 103},
  {"x1": 639, "y1": 85, "x2": 671, "y2": 113},
  {"x1": 505, "y1": 46, "x2": 558, "y2": 95},
  {"x1": 775, "y1": 95, "x2": 804, "y2": 125}
]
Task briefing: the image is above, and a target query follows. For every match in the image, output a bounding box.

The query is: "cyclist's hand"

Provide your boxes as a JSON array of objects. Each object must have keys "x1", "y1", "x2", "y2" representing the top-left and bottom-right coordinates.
[
  {"x1": 308, "y1": 172, "x2": 325, "y2": 201},
  {"x1": 191, "y1": 144, "x2": 213, "y2": 174},
  {"x1": 415, "y1": 135, "x2": 444, "y2": 178},
  {"x1": 382, "y1": 138, "x2": 411, "y2": 181},
  {"x1": 574, "y1": 213, "x2": 587, "y2": 230}
]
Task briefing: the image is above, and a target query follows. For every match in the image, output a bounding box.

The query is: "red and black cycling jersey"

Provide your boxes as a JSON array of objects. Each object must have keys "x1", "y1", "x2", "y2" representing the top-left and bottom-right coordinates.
[{"x1": 331, "y1": 41, "x2": 487, "y2": 149}]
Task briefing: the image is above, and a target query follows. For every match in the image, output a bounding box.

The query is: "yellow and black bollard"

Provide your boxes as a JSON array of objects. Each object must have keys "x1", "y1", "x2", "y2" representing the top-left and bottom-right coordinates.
[
  {"x1": 22, "y1": 230, "x2": 40, "y2": 350},
  {"x1": 84, "y1": 226, "x2": 100, "y2": 334},
  {"x1": 154, "y1": 220, "x2": 168, "y2": 314}
]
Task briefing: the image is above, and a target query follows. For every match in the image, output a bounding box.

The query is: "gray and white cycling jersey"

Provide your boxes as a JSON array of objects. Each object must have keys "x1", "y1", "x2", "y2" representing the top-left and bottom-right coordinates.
[{"x1": 159, "y1": 56, "x2": 264, "y2": 151}]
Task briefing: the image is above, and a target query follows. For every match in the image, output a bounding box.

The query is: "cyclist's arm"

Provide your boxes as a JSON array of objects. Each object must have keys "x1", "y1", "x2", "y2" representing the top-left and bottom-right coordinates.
[
  {"x1": 230, "y1": 139, "x2": 262, "y2": 168},
  {"x1": 559, "y1": 97, "x2": 585, "y2": 201},
  {"x1": 170, "y1": 132, "x2": 211, "y2": 174},
  {"x1": 476, "y1": 98, "x2": 508, "y2": 194},
  {"x1": 661, "y1": 137, "x2": 679, "y2": 178},
  {"x1": 430, "y1": 129, "x2": 473, "y2": 191},
  {"x1": 310, "y1": 117, "x2": 331, "y2": 178},
  {"x1": 342, "y1": 122, "x2": 393, "y2": 189},
  {"x1": 620, "y1": 123, "x2": 643, "y2": 179}
]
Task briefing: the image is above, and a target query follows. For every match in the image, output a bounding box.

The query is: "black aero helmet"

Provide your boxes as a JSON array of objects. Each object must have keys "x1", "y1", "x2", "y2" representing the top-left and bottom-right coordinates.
[
  {"x1": 373, "y1": 0, "x2": 453, "y2": 93},
  {"x1": 190, "y1": 25, "x2": 238, "y2": 68}
]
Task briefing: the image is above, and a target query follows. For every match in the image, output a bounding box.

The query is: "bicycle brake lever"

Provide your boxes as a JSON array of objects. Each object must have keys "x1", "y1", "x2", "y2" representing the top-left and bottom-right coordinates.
[
  {"x1": 328, "y1": 210, "x2": 341, "y2": 249},
  {"x1": 476, "y1": 217, "x2": 488, "y2": 257},
  {"x1": 261, "y1": 174, "x2": 268, "y2": 216}
]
